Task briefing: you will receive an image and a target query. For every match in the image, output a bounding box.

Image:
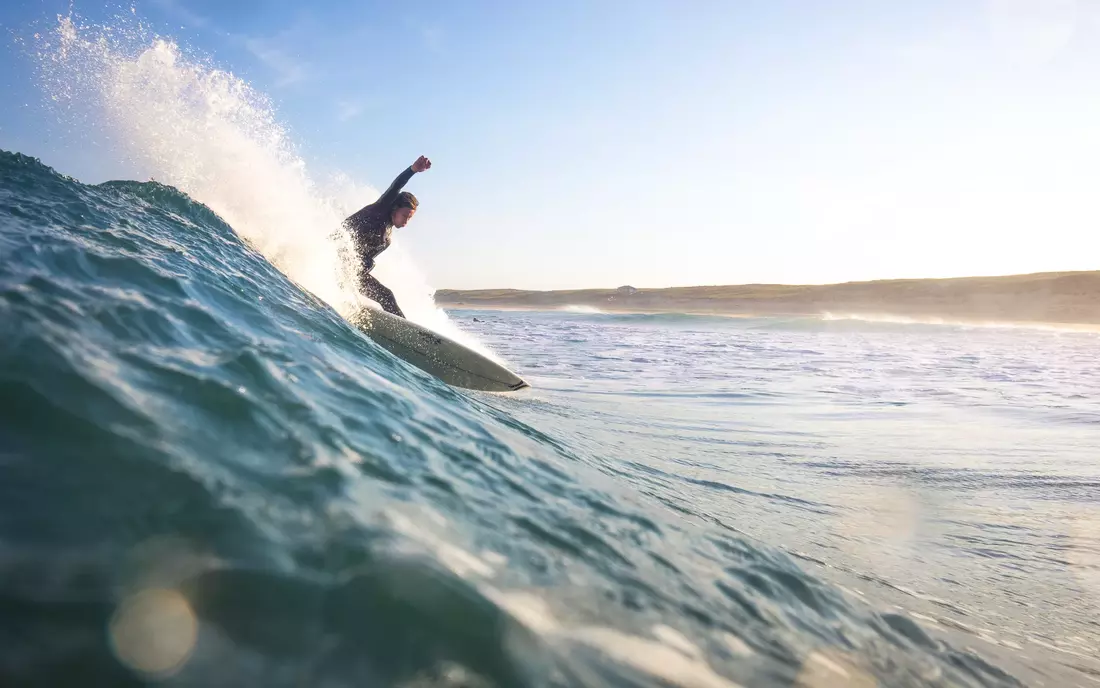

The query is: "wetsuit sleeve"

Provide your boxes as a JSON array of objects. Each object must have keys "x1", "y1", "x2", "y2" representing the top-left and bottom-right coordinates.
[{"x1": 374, "y1": 166, "x2": 416, "y2": 209}]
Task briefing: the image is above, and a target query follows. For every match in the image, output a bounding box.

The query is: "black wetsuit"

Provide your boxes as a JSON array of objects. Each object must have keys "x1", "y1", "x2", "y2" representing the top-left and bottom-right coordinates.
[{"x1": 343, "y1": 166, "x2": 416, "y2": 317}]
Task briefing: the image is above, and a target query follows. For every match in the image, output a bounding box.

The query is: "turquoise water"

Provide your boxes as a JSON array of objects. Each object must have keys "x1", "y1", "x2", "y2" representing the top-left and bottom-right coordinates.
[
  {"x1": 461, "y1": 309, "x2": 1100, "y2": 686},
  {"x1": 3, "y1": 148, "x2": 1100, "y2": 686}
]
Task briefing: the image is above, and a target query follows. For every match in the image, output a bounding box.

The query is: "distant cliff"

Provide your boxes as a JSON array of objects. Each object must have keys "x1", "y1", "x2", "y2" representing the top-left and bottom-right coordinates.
[{"x1": 434, "y1": 271, "x2": 1100, "y2": 325}]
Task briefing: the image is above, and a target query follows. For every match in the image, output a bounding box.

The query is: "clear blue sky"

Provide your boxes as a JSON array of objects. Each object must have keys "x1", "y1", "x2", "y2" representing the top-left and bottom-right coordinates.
[{"x1": 3, "y1": 0, "x2": 1099, "y2": 290}]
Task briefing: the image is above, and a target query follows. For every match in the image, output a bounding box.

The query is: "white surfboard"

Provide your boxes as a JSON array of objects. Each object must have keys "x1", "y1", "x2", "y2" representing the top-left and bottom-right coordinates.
[{"x1": 349, "y1": 308, "x2": 529, "y2": 392}]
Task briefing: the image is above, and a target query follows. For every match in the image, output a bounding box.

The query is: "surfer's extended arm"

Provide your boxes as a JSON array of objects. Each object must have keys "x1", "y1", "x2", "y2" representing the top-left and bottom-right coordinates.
[{"x1": 375, "y1": 156, "x2": 432, "y2": 209}]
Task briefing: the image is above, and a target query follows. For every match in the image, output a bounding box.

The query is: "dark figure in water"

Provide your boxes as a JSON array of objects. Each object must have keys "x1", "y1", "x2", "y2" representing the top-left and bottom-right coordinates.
[{"x1": 343, "y1": 155, "x2": 431, "y2": 317}]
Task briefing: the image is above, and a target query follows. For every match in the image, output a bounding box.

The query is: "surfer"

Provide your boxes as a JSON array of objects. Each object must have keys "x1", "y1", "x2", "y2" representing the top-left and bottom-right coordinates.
[{"x1": 344, "y1": 155, "x2": 432, "y2": 317}]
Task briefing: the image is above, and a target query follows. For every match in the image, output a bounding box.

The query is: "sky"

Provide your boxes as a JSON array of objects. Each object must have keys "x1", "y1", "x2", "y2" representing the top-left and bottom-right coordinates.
[{"x1": 2, "y1": 0, "x2": 1100, "y2": 290}]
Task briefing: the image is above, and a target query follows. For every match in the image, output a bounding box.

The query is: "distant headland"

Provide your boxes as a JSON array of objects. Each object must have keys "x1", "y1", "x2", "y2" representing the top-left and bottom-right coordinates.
[{"x1": 434, "y1": 271, "x2": 1100, "y2": 325}]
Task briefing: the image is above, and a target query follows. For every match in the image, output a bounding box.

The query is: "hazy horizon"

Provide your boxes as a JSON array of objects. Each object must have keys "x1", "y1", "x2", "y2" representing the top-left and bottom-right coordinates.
[{"x1": 436, "y1": 268, "x2": 1100, "y2": 292}]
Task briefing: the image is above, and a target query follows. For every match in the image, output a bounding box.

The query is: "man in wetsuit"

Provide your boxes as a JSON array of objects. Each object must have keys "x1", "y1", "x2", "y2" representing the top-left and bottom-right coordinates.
[{"x1": 344, "y1": 155, "x2": 432, "y2": 318}]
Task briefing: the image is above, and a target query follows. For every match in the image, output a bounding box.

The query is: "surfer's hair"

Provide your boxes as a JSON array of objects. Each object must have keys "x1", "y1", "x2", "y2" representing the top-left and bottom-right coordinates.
[{"x1": 394, "y1": 191, "x2": 419, "y2": 210}]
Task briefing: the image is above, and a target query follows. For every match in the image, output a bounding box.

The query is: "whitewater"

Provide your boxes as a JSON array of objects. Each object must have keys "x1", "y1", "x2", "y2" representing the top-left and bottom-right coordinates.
[
  {"x1": 2, "y1": 14, "x2": 1099, "y2": 688},
  {"x1": 32, "y1": 14, "x2": 483, "y2": 354}
]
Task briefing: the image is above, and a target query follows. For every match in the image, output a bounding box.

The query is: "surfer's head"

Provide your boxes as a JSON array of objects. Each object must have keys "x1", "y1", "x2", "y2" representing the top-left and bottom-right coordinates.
[{"x1": 391, "y1": 192, "x2": 419, "y2": 228}]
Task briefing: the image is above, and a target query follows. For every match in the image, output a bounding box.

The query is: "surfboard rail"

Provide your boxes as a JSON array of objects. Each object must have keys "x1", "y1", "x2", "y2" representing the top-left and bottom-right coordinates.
[{"x1": 349, "y1": 308, "x2": 529, "y2": 392}]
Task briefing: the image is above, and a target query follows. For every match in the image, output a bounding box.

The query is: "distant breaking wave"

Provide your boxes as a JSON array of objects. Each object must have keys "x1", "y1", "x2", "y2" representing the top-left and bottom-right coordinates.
[
  {"x1": 559, "y1": 304, "x2": 604, "y2": 314},
  {"x1": 819, "y1": 311, "x2": 1100, "y2": 334},
  {"x1": 454, "y1": 305, "x2": 1100, "y2": 336}
]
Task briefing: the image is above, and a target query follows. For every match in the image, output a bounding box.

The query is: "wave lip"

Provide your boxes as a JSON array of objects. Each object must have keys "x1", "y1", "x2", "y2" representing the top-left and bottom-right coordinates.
[{"x1": 32, "y1": 12, "x2": 497, "y2": 358}]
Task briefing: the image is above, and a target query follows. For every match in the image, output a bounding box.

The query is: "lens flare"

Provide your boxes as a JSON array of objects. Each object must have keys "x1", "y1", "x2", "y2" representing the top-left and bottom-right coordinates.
[{"x1": 108, "y1": 588, "x2": 198, "y2": 677}]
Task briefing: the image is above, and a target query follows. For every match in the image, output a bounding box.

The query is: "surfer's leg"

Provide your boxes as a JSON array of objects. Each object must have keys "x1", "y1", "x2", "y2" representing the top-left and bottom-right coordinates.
[{"x1": 358, "y1": 272, "x2": 405, "y2": 318}]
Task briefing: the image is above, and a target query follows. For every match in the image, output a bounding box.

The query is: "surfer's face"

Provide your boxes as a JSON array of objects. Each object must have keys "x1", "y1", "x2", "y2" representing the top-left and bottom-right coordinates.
[{"x1": 391, "y1": 206, "x2": 416, "y2": 228}]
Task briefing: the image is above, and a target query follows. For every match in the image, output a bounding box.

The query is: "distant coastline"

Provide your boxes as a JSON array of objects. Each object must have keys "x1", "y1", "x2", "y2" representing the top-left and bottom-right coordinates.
[{"x1": 434, "y1": 271, "x2": 1100, "y2": 325}]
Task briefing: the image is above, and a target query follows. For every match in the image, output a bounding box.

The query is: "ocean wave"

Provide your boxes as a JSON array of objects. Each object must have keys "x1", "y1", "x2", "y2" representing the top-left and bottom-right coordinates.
[{"x1": 0, "y1": 148, "x2": 1029, "y2": 685}]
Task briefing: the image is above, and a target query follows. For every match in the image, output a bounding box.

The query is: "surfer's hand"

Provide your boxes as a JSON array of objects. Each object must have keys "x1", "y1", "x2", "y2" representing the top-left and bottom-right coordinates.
[{"x1": 412, "y1": 156, "x2": 431, "y2": 173}]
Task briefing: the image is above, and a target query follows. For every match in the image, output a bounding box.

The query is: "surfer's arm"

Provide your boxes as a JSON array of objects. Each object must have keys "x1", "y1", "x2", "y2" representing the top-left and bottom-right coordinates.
[
  {"x1": 374, "y1": 166, "x2": 416, "y2": 209},
  {"x1": 374, "y1": 157, "x2": 431, "y2": 208}
]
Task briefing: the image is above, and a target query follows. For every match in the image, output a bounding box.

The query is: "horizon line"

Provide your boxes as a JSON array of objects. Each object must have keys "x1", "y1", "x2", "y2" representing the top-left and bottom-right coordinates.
[{"x1": 435, "y1": 269, "x2": 1100, "y2": 293}]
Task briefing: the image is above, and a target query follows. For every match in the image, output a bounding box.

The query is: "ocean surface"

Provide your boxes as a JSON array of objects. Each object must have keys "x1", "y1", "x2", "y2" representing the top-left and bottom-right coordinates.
[{"x1": 3, "y1": 148, "x2": 1100, "y2": 687}]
